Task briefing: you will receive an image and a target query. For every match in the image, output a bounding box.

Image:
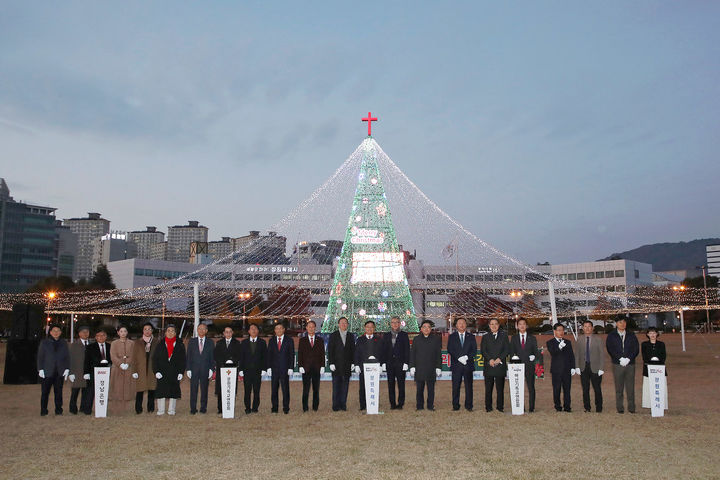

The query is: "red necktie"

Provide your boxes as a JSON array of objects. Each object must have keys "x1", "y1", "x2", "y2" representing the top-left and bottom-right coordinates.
[
  {"x1": 310, "y1": 337, "x2": 314, "y2": 348},
  {"x1": 277, "y1": 338, "x2": 282, "y2": 351},
  {"x1": 521, "y1": 336, "x2": 525, "y2": 349}
]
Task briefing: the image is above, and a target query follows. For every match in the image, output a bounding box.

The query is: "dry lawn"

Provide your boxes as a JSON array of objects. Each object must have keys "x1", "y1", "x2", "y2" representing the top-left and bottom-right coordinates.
[{"x1": 1, "y1": 333, "x2": 719, "y2": 480}]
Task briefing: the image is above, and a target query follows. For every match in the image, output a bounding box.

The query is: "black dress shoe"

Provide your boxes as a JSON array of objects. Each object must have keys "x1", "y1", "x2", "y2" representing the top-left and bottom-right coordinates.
[
  {"x1": 40, "y1": 411, "x2": 48, "y2": 416},
  {"x1": 312, "y1": 407, "x2": 318, "y2": 411},
  {"x1": 390, "y1": 405, "x2": 398, "y2": 410},
  {"x1": 596, "y1": 409, "x2": 602, "y2": 413},
  {"x1": 70, "y1": 409, "x2": 78, "y2": 415},
  {"x1": 427, "y1": 407, "x2": 435, "y2": 411},
  {"x1": 416, "y1": 407, "x2": 424, "y2": 411},
  {"x1": 271, "y1": 409, "x2": 278, "y2": 413},
  {"x1": 245, "y1": 409, "x2": 251, "y2": 414},
  {"x1": 199, "y1": 409, "x2": 207, "y2": 414},
  {"x1": 452, "y1": 406, "x2": 461, "y2": 411},
  {"x1": 465, "y1": 407, "x2": 473, "y2": 412},
  {"x1": 252, "y1": 408, "x2": 259, "y2": 413},
  {"x1": 397, "y1": 405, "x2": 403, "y2": 410},
  {"x1": 332, "y1": 407, "x2": 340, "y2": 412},
  {"x1": 486, "y1": 408, "x2": 493, "y2": 413},
  {"x1": 497, "y1": 408, "x2": 504, "y2": 413},
  {"x1": 217, "y1": 410, "x2": 223, "y2": 415},
  {"x1": 617, "y1": 410, "x2": 624, "y2": 414},
  {"x1": 283, "y1": 409, "x2": 289, "y2": 414},
  {"x1": 190, "y1": 410, "x2": 197, "y2": 415},
  {"x1": 564, "y1": 408, "x2": 572, "y2": 413},
  {"x1": 55, "y1": 410, "x2": 63, "y2": 415},
  {"x1": 303, "y1": 407, "x2": 309, "y2": 412},
  {"x1": 584, "y1": 409, "x2": 591, "y2": 413},
  {"x1": 340, "y1": 407, "x2": 347, "y2": 411},
  {"x1": 555, "y1": 407, "x2": 563, "y2": 412}
]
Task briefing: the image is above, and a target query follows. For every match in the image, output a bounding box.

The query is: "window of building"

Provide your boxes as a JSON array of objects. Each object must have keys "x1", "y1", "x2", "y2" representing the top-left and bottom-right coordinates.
[
  {"x1": 567, "y1": 273, "x2": 577, "y2": 280},
  {"x1": 615, "y1": 270, "x2": 624, "y2": 277},
  {"x1": 426, "y1": 274, "x2": 436, "y2": 282},
  {"x1": 576, "y1": 273, "x2": 585, "y2": 280},
  {"x1": 634, "y1": 269, "x2": 639, "y2": 279},
  {"x1": 605, "y1": 270, "x2": 614, "y2": 278},
  {"x1": 596, "y1": 271, "x2": 604, "y2": 279},
  {"x1": 435, "y1": 275, "x2": 445, "y2": 282},
  {"x1": 586, "y1": 272, "x2": 595, "y2": 279},
  {"x1": 446, "y1": 274, "x2": 455, "y2": 281}
]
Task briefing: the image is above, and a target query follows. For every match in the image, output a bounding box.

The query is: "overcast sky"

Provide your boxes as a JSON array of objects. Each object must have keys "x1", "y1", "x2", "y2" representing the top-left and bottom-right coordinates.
[{"x1": 1, "y1": 1, "x2": 718, "y2": 264}]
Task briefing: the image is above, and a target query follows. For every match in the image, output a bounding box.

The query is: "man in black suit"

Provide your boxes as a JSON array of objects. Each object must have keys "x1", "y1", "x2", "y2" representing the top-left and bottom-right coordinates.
[
  {"x1": 327, "y1": 316, "x2": 356, "y2": 411},
  {"x1": 266, "y1": 321, "x2": 295, "y2": 414},
  {"x1": 186, "y1": 322, "x2": 215, "y2": 414},
  {"x1": 447, "y1": 317, "x2": 477, "y2": 411},
  {"x1": 37, "y1": 324, "x2": 70, "y2": 416},
  {"x1": 215, "y1": 326, "x2": 243, "y2": 414},
  {"x1": 509, "y1": 318, "x2": 540, "y2": 412},
  {"x1": 238, "y1": 324, "x2": 266, "y2": 414},
  {"x1": 83, "y1": 329, "x2": 112, "y2": 412},
  {"x1": 380, "y1": 316, "x2": 410, "y2": 410},
  {"x1": 354, "y1": 320, "x2": 383, "y2": 411},
  {"x1": 298, "y1": 320, "x2": 325, "y2": 412},
  {"x1": 480, "y1": 319, "x2": 510, "y2": 412},
  {"x1": 546, "y1": 323, "x2": 576, "y2": 412}
]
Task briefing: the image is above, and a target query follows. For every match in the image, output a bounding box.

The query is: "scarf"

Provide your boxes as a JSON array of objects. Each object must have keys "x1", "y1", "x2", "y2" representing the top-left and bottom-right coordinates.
[{"x1": 165, "y1": 337, "x2": 176, "y2": 359}]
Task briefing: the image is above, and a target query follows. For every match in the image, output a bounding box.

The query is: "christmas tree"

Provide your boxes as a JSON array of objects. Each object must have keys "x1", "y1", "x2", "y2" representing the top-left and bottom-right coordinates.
[{"x1": 322, "y1": 138, "x2": 419, "y2": 334}]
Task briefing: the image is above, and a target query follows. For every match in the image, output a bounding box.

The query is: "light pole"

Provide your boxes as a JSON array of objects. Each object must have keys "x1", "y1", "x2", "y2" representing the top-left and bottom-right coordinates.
[
  {"x1": 238, "y1": 292, "x2": 251, "y2": 331},
  {"x1": 699, "y1": 265, "x2": 711, "y2": 333},
  {"x1": 510, "y1": 290, "x2": 522, "y2": 332},
  {"x1": 44, "y1": 291, "x2": 56, "y2": 336},
  {"x1": 673, "y1": 285, "x2": 687, "y2": 352}
]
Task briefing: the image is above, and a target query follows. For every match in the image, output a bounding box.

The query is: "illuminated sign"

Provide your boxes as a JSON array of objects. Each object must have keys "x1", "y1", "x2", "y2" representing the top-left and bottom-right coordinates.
[
  {"x1": 350, "y1": 227, "x2": 385, "y2": 245},
  {"x1": 350, "y1": 252, "x2": 404, "y2": 283}
]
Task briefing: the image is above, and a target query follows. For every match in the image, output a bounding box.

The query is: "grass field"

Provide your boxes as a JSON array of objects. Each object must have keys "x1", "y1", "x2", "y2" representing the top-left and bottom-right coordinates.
[{"x1": 1, "y1": 333, "x2": 719, "y2": 480}]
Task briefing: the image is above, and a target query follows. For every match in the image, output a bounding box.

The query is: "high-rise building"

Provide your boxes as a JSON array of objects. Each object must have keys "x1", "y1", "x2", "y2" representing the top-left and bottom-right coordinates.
[
  {"x1": 209, "y1": 237, "x2": 233, "y2": 260},
  {"x1": 707, "y1": 244, "x2": 720, "y2": 277},
  {"x1": 0, "y1": 179, "x2": 58, "y2": 292},
  {"x1": 127, "y1": 226, "x2": 165, "y2": 259},
  {"x1": 91, "y1": 232, "x2": 137, "y2": 272},
  {"x1": 55, "y1": 221, "x2": 77, "y2": 279},
  {"x1": 150, "y1": 241, "x2": 168, "y2": 261},
  {"x1": 166, "y1": 220, "x2": 208, "y2": 262},
  {"x1": 63, "y1": 212, "x2": 110, "y2": 281}
]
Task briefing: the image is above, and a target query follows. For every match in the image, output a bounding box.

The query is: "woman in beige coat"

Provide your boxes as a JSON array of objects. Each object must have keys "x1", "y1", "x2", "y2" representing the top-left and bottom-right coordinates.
[
  {"x1": 110, "y1": 325, "x2": 137, "y2": 413},
  {"x1": 132, "y1": 322, "x2": 159, "y2": 414}
]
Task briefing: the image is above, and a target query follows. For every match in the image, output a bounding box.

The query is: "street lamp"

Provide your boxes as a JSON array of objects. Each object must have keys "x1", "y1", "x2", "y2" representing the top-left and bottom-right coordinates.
[
  {"x1": 698, "y1": 265, "x2": 712, "y2": 334},
  {"x1": 672, "y1": 285, "x2": 687, "y2": 352},
  {"x1": 44, "y1": 291, "x2": 57, "y2": 336},
  {"x1": 238, "y1": 292, "x2": 252, "y2": 330}
]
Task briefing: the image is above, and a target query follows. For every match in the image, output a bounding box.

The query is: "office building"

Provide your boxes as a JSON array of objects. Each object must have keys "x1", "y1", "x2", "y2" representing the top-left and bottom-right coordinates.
[
  {"x1": 63, "y1": 212, "x2": 110, "y2": 281},
  {"x1": 166, "y1": 220, "x2": 208, "y2": 262}
]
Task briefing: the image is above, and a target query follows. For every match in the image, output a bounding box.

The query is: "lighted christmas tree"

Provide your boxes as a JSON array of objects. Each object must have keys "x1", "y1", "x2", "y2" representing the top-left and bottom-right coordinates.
[{"x1": 322, "y1": 136, "x2": 419, "y2": 334}]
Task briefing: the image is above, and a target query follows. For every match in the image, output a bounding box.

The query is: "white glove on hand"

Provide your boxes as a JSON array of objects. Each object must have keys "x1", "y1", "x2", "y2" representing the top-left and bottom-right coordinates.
[
  {"x1": 409, "y1": 367, "x2": 416, "y2": 376},
  {"x1": 350, "y1": 364, "x2": 355, "y2": 371},
  {"x1": 177, "y1": 373, "x2": 183, "y2": 381},
  {"x1": 239, "y1": 371, "x2": 244, "y2": 377},
  {"x1": 83, "y1": 373, "x2": 91, "y2": 380},
  {"x1": 435, "y1": 368, "x2": 442, "y2": 377},
  {"x1": 381, "y1": 364, "x2": 386, "y2": 372},
  {"x1": 368, "y1": 356, "x2": 376, "y2": 361},
  {"x1": 287, "y1": 369, "x2": 293, "y2": 376},
  {"x1": 320, "y1": 367, "x2": 325, "y2": 375},
  {"x1": 458, "y1": 355, "x2": 468, "y2": 365},
  {"x1": 598, "y1": 370, "x2": 604, "y2": 376},
  {"x1": 100, "y1": 359, "x2": 108, "y2": 364},
  {"x1": 402, "y1": 363, "x2": 408, "y2": 371},
  {"x1": 570, "y1": 369, "x2": 577, "y2": 376},
  {"x1": 354, "y1": 366, "x2": 361, "y2": 374},
  {"x1": 225, "y1": 359, "x2": 234, "y2": 365},
  {"x1": 299, "y1": 367, "x2": 306, "y2": 374},
  {"x1": 69, "y1": 374, "x2": 76, "y2": 383},
  {"x1": 120, "y1": 363, "x2": 129, "y2": 370},
  {"x1": 186, "y1": 370, "x2": 192, "y2": 379},
  {"x1": 132, "y1": 372, "x2": 139, "y2": 379},
  {"x1": 208, "y1": 369, "x2": 214, "y2": 379},
  {"x1": 266, "y1": 368, "x2": 272, "y2": 376},
  {"x1": 261, "y1": 370, "x2": 267, "y2": 376},
  {"x1": 619, "y1": 357, "x2": 630, "y2": 367},
  {"x1": 329, "y1": 364, "x2": 336, "y2": 372},
  {"x1": 155, "y1": 372, "x2": 163, "y2": 379},
  {"x1": 63, "y1": 369, "x2": 69, "y2": 380},
  {"x1": 558, "y1": 340, "x2": 566, "y2": 350},
  {"x1": 651, "y1": 356, "x2": 659, "y2": 362},
  {"x1": 38, "y1": 369, "x2": 45, "y2": 379},
  {"x1": 529, "y1": 355, "x2": 536, "y2": 361}
]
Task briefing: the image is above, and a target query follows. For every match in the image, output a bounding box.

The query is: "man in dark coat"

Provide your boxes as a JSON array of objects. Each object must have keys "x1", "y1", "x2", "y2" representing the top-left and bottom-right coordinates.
[
  {"x1": 480, "y1": 319, "x2": 510, "y2": 412},
  {"x1": 327, "y1": 316, "x2": 356, "y2": 411},
  {"x1": 380, "y1": 316, "x2": 410, "y2": 410},
  {"x1": 409, "y1": 320, "x2": 442, "y2": 410},
  {"x1": 447, "y1": 317, "x2": 477, "y2": 411},
  {"x1": 83, "y1": 329, "x2": 112, "y2": 413},
  {"x1": 238, "y1": 324, "x2": 265, "y2": 414},
  {"x1": 37, "y1": 324, "x2": 70, "y2": 416},
  {"x1": 606, "y1": 318, "x2": 640, "y2": 414},
  {"x1": 546, "y1": 323, "x2": 575, "y2": 412},
  {"x1": 298, "y1": 320, "x2": 325, "y2": 412},
  {"x1": 509, "y1": 318, "x2": 540, "y2": 412},
  {"x1": 186, "y1": 322, "x2": 215, "y2": 414},
  {"x1": 354, "y1": 320, "x2": 383, "y2": 411},
  {"x1": 68, "y1": 325, "x2": 92, "y2": 414},
  {"x1": 266, "y1": 322, "x2": 295, "y2": 414},
  {"x1": 152, "y1": 325, "x2": 186, "y2": 415}
]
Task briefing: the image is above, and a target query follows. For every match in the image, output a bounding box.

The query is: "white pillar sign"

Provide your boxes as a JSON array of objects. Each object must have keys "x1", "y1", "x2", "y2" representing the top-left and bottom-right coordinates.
[
  {"x1": 648, "y1": 365, "x2": 666, "y2": 418},
  {"x1": 93, "y1": 366, "x2": 110, "y2": 418},
  {"x1": 220, "y1": 367, "x2": 237, "y2": 419},
  {"x1": 363, "y1": 363, "x2": 381, "y2": 415},
  {"x1": 508, "y1": 363, "x2": 525, "y2": 415}
]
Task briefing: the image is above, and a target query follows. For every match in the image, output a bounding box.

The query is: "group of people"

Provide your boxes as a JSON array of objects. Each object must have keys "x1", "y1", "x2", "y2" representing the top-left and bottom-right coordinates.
[{"x1": 36, "y1": 315, "x2": 668, "y2": 417}]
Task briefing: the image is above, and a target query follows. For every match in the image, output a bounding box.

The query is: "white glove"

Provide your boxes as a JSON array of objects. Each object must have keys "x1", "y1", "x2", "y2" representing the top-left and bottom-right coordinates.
[
  {"x1": 266, "y1": 368, "x2": 272, "y2": 376},
  {"x1": 409, "y1": 367, "x2": 416, "y2": 376},
  {"x1": 155, "y1": 372, "x2": 163, "y2": 379},
  {"x1": 402, "y1": 363, "x2": 408, "y2": 371},
  {"x1": 558, "y1": 340, "x2": 566, "y2": 350},
  {"x1": 100, "y1": 359, "x2": 108, "y2": 364},
  {"x1": 287, "y1": 369, "x2": 293, "y2": 376},
  {"x1": 329, "y1": 364, "x2": 336, "y2": 372},
  {"x1": 354, "y1": 366, "x2": 361, "y2": 374},
  {"x1": 381, "y1": 364, "x2": 386, "y2": 372},
  {"x1": 458, "y1": 355, "x2": 468, "y2": 365},
  {"x1": 570, "y1": 369, "x2": 577, "y2": 376},
  {"x1": 63, "y1": 369, "x2": 69, "y2": 380},
  {"x1": 177, "y1": 373, "x2": 183, "y2": 381},
  {"x1": 299, "y1": 367, "x2": 306, "y2": 374},
  {"x1": 435, "y1": 368, "x2": 442, "y2": 377},
  {"x1": 598, "y1": 370, "x2": 604, "y2": 376},
  {"x1": 225, "y1": 359, "x2": 234, "y2": 365},
  {"x1": 186, "y1": 370, "x2": 192, "y2": 379},
  {"x1": 208, "y1": 369, "x2": 214, "y2": 379},
  {"x1": 83, "y1": 373, "x2": 91, "y2": 380},
  {"x1": 132, "y1": 372, "x2": 139, "y2": 379},
  {"x1": 650, "y1": 356, "x2": 659, "y2": 362},
  {"x1": 120, "y1": 363, "x2": 129, "y2": 370},
  {"x1": 511, "y1": 355, "x2": 520, "y2": 361},
  {"x1": 69, "y1": 374, "x2": 76, "y2": 383},
  {"x1": 239, "y1": 371, "x2": 244, "y2": 377},
  {"x1": 261, "y1": 370, "x2": 267, "y2": 376},
  {"x1": 368, "y1": 355, "x2": 376, "y2": 360},
  {"x1": 350, "y1": 364, "x2": 355, "y2": 371},
  {"x1": 619, "y1": 357, "x2": 630, "y2": 367},
  {"x1": 320, "y1": 367, "x2": 325, "y2": 375},
  {"x1": 38, "y1": 369, "x2": 45, "y2": 379},
  {"x1": 529, "y1": 355, "x2": 536, "y2": 361}
]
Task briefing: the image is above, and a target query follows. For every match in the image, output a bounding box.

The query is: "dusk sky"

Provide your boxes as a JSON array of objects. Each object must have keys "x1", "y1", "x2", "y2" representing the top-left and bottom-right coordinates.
[{"x1": 1, "y1": 2, "x2": 719, "y2": 265}]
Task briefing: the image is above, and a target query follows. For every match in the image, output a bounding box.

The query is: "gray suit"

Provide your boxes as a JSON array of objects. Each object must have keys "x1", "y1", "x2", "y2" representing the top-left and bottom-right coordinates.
[
  {"x1": 574, "y1": 334, "x2": 604, "y2": 412},
  {"x1": 186, "y1": 336, "x2": 215, "y2": 413},
  {"x1": 68, "y1": 340, "x2": 92, "y2": 414}
]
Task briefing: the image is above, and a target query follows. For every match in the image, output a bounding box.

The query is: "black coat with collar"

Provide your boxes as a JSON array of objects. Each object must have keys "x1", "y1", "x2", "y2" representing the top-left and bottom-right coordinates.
[
  {"x1": 327, "y1": 330, "x2": 356, "y2": 376},
  {"x1": 354, "y1": 334, "x2": 383, "y2": 366},
  {"x1": 239, "y1": 337, "x2": 267, "y2": 374},
  {"x1": 215, "y1": 337, "x2": 242, "y2": 370},
  {"x1": 510, "y1": 332, "x2": 540, "y2": 364},
  {"x1": 84, "y1": 341, "x2": 112, "y2": 376},
  {"x1": 546, "y1": 336, "x2": 575, "y2": 375},
  {"x1": 480, "y1": 330, "x2": 510, "y2": 376}
]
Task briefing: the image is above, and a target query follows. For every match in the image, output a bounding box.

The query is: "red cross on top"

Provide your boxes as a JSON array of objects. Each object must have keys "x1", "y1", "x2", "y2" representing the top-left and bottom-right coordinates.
[{"x1": 362, "y1": 112, "x2": 378, "y2": 136}]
